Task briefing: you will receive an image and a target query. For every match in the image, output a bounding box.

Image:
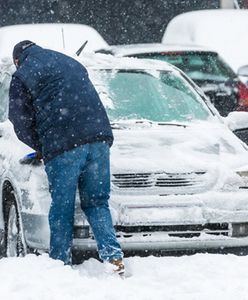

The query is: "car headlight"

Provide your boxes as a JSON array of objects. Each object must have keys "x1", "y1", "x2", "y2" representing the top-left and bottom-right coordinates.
[{"x1": 236, "y1": 171, "x2": 248, "y2": 189}]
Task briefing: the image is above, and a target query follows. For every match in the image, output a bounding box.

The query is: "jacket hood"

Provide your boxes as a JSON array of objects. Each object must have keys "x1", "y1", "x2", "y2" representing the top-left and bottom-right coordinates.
[{"x1": 17, "y1": 45, "x2": 43, "y2": 66}]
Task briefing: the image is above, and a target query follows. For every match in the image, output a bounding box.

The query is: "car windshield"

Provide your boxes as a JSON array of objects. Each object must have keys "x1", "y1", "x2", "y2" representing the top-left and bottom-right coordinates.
[
  {"x1": 94, "y1": 69, "x2": 211, "y2": 123},
  {"x1": 133, "y1": 52, "x2": 236, "y2": 82}
]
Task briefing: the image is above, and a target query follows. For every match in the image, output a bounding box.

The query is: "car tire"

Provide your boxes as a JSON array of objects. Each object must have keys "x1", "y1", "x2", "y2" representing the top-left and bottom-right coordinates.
[{"x1": 4, "y1": 195, "x2": 27, "y2": 258}]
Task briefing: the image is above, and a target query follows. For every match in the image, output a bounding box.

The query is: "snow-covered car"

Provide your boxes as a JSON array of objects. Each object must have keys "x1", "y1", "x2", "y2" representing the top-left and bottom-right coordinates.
[
  {"x1": 0, "y1": 23, "x2": 108, "y2": 59},
  {"x1": 96, "y1": 43, "x2": 248, "y2": 117},
  {"x1": 2, "y1": 54, "x2": 248, "y2": 259},
  {"x1": 162, "y1": 9, "x2": 248, "y2": 84}
]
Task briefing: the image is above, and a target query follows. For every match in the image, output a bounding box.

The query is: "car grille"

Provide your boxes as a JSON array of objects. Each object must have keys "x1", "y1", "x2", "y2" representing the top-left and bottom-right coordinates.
[{"x1": 112, "y1": 172, "x2": 206, "y2": 192}]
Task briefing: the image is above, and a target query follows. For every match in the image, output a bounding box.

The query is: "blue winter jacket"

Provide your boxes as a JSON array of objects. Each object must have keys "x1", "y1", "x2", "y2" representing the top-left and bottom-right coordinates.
[{"x1": 9, "y1": 45, "x2": 113, "y2": 163}]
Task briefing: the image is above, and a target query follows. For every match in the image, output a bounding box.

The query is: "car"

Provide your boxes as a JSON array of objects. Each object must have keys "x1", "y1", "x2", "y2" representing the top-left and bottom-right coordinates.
[
  {"x1": 2, "y1": 53, "x2": 248, "y2": 259},
  {"x1": 96, "y1": 43, "x2": 248, "y2": 117},
  {"x1": 0, "y1": 23, "x2": 108, "y2": 59},
  {"x1": 162, "y1": 9, "x2": 248, "y2": 83}
]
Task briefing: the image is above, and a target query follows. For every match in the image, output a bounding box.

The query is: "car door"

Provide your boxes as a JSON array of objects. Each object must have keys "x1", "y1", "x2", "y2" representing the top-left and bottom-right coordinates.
[
  {"x1": 0, "y1": 68, "x2": 12, "y2": 240},
  {"x1": 0, "y1": 70, "x2": 12, "y2": 175}
]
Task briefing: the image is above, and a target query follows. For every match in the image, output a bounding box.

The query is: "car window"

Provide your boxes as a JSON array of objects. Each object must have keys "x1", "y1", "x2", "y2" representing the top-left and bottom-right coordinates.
[
  {"x1": 133, "y1": 52, "x2": 236, "y2": 82},
  {"x1": 0, "y1": 73, "x2": 11, "y2": 122},
  {"x1": 95, "y1": 70, "x2": 211, "y2": 122}
]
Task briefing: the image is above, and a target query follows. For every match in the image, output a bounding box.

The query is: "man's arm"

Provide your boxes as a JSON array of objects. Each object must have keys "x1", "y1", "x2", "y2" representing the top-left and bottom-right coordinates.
[{"x1": 9, "y1": 75, "x2": 42, "y2": 153}]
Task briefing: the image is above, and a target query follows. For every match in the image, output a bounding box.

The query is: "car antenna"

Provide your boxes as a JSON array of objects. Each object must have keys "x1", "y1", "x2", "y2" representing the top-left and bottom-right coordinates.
[
  {"x1": 61, "y1": 27, "x2": 65, "y2": 49},
  {"x1": 76, "y1": 40, "x2": 88, "y2": 56}
]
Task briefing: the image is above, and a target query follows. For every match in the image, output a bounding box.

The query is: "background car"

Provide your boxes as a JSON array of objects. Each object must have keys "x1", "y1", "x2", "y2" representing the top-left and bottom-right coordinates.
[
  {"x1": 2, "y1": 54, "x2": 248, "y2": 260},
  {"x1": 0, "y1": 23, "x2": 109, "y2": 59},
  {"x1": 96, "y1": 43, "x2": 248, "y2": 117},
  {"x1": 162, "y1": 9, "x2": 248, "y2": 82}
]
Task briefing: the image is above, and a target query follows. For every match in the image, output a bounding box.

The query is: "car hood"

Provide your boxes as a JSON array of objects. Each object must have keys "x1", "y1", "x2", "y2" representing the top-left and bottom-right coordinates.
[{"x1": 110, "y1": 120, "x2": 248, "y2": 174}]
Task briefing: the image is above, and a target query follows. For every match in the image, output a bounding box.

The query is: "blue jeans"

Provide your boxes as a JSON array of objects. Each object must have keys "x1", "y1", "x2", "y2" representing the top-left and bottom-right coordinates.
[{"x1": 45, "y1": 142, "x2": 123, "y2": 264}]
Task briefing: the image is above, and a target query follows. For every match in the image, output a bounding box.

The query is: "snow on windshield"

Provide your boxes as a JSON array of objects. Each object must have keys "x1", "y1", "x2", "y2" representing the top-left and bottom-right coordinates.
[{"x1": 90, "y1": 68, "x2": 211, "y2": 123}]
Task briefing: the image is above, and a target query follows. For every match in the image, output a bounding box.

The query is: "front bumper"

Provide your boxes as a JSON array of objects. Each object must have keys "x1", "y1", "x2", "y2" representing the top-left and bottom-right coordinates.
[
  {"x1": 72, "y1": 232, "x2": 248, "y2": 252},
  {"x1": 23, "y1": 214, "x2": 248, "y2": 254},
  {"x1": 22, "y1": 190, "x2": 248, "y2": 252}
]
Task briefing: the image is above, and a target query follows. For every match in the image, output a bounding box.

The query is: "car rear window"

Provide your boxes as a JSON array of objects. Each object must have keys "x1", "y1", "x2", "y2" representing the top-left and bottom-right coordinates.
[{"x1": 132, "y1": 52, "x2": 237, "y2": 82}]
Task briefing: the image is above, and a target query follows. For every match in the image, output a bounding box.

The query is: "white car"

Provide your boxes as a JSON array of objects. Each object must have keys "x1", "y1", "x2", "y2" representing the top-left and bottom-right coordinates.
[
  {"x1": 162, "y1": 9, "x2": 248, "y2": 83},
  {"x1": 1, "y1": 53, "x2": 248, "y2": 259},
  {"x1": 0, "y1": 23, "x2": 108, "y2": 59}
]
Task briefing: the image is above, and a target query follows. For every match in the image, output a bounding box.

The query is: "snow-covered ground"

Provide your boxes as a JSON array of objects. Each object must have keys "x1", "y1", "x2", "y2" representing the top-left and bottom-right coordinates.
[{"x1": 1, "y1": 253, "x2": 248, "y2": 300}]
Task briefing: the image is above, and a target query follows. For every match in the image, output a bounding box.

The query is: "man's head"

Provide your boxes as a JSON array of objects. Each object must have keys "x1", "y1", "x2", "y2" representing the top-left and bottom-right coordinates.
[{"x1": 12, "y1": 40, "x2": 36, "y2": 67}]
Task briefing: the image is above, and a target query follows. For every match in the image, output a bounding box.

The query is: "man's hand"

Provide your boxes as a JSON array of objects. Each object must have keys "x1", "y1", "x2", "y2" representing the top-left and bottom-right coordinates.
[
  {"x1": 19, "y1": 152, "x2": 43, "y2": 165},
  {"x1": 36, "y1": 151, "x2": 43, "y2": 160}
]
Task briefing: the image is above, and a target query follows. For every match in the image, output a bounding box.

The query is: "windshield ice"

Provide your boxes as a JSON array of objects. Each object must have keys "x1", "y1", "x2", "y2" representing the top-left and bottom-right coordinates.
[{"x1": 93, "y1": 69, "x2": 211, "y2": 123}]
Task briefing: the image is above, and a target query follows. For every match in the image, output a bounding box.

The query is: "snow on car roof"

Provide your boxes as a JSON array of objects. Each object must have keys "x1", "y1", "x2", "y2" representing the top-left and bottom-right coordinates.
[
  {"x1": 76, "y1": 52, "x2": 176, "y2": 72},
  {"x1": 163, "y1": 8, "x2": 248, "y2": 23},
  {"x1": 0, "y1": 23, "x2": 108, "y2": 59},
  {"x1": 97, "y1": 43, "x2": 216, "y2": 57},
  {"x1": 0, "y1": 51, "x2": 176, "y2": 76},
  {"x1": 162, "y1": 9, "x2": 248, "y2": 71}
]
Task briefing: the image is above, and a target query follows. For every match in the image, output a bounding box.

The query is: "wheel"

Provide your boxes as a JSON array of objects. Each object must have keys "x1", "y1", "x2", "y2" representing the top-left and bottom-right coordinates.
[{"x1": 4, "y1": 197, "x2": 27, "y2": 257}]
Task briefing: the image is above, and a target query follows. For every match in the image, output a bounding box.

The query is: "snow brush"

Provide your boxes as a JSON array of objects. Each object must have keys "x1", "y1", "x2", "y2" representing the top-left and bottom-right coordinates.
[{"x1": 19, "y1": 152, "x2": 42, "y2": 166}]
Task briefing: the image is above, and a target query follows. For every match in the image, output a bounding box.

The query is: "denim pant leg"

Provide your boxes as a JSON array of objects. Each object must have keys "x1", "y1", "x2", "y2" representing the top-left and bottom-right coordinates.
[
  {"x1": 45, "y1": 147, "x2": 88, "y2": 264},
  {"x1": 79, "y1": 142, "x2": 123, "y2": 262}
]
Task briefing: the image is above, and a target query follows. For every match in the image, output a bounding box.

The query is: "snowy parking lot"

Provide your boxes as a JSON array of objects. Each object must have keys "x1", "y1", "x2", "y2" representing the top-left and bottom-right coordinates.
[
  {"x1": 2, "y1": 7, "x2": 248, "y2": 300},
  {"x1": 1, "y1": 253, "x2": 248, "y2": 300}
]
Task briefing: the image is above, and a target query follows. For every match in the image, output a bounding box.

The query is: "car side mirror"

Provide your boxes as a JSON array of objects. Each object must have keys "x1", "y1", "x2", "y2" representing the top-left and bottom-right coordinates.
[
  {"x1": 238, "y1": 65, "x2": 248, "y2": 77},
  {"x1": 225, "y1": 111, "x2": 248, "y2": 131},
  {"x1": 238, "y1": 66, "x2": 248, "y2": 86}
]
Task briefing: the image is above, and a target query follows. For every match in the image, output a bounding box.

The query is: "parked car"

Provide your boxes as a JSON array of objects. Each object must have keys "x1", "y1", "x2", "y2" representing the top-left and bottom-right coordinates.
[
  {"x1": 162, "y1": 9, "x2": 248, "y2": 83},
  {"x1": 2, "y1": 54, "x2": 248, "y2": 259},
  {"x1": 0, "y1": 23, "x2": 108, "y2": 59},
  {"x1": 96, "y1": 43, "x2": 248, "y2": 117}
]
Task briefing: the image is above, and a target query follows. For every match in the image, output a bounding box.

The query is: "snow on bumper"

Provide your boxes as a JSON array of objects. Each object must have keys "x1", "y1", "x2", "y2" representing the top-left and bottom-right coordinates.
[
  {"x1": 110, "y1": 191, "x2": 248, "y2": 225},
  {"x1": 74, "y1": 190, "x2": 248, "y2": 252}
]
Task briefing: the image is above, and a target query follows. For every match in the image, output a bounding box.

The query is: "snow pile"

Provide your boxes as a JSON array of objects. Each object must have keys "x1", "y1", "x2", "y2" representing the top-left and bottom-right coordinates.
[
  {"x1": 162, "y1": 9, "x2": 248, "y2": 72},
  {"x1": 1, "y1": 254, "x2": 248, "y2": 299},
  {"x1": 0, "y1": 24, "x2": 108, "y2": 59}
]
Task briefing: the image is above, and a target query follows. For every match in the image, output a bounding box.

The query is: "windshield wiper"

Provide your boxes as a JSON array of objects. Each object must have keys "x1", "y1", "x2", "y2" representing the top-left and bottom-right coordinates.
[
  {"x1": 111, "y1": 122, "x2": 127, "y2": 129},
  {"x1": 110, "y1": 120, "x2": 152, "y2": 129},
  {"x1": 111, "y1": 120, "x2": 188, "y2": 129},
  {"x1": 157, "y1": 122, "x2": 187, "y2": 128},
  {"x1": 135, "y1": 120, "x2": 187, "y2": 127}
]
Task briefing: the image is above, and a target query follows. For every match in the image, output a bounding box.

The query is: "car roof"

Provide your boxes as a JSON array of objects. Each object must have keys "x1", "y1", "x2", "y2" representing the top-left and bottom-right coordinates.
[
  {"x1": 162, "y1": 9, "x2": 248, "y2": 71},
  {"x1": 96, "y1": 43, "x2": 218, "y2": 57},
  {"x1": 1, "y1": 52, "x2": 176, "y2": 74},
  {"x1": 0, "y1": 23, "x2": 108, "y2": 59},
  {"x1": 77, "y1": 52, "x2": 176, "y2": 72},
  {"x1": 162, "y1": 9, "x2": 248, "y2": 44},
  {"x1": 163, "y1": 9, "x2": 248, "y2": 25}
]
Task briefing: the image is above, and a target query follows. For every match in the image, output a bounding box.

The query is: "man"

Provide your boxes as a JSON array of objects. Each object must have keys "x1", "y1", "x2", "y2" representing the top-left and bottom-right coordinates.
[{"x1": 9, "y1": 40, "x2": 124, "y2": 274}]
